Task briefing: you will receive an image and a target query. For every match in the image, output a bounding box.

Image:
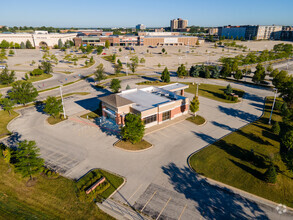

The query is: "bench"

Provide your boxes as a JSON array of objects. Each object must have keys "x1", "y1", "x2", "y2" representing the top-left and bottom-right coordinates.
[{"x1": 85, "y1": 177, "x2": 106, "y2": 194}]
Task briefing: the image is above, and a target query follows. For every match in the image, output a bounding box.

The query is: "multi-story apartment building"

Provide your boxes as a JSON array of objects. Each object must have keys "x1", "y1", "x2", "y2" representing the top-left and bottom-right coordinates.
[
  {"x1": 170, "y1": 18, "x2": 188, "y2": 32},
  {"x1": 136, "y1": 24, "x2": 146, "y2": 30}
]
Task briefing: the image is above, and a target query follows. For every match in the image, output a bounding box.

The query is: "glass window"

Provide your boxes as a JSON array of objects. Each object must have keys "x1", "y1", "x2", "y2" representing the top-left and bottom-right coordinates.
[
  {"x1": 143, "y1": 114, "x2": 157, "y2": 124},
  {"x1": 162, "y1": 111, "x2": 171, "y2": 121}
]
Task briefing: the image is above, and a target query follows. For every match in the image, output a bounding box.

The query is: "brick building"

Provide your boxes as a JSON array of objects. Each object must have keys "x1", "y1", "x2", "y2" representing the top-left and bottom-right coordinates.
[{"x1": 99, "y1": 83, "x2": 189, "y2": 128}]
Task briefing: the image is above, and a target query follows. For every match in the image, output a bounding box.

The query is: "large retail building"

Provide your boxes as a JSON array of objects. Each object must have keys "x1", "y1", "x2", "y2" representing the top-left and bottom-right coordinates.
[
  {"x1": 99, "y1": 83, "x2": 189, "y2": 128},
  {"x1": 74, "y1": 32, "x2": 203, "y2": 47},
  {"x1": 0, "y1": 31, "x2": 77, "y2": 48}
]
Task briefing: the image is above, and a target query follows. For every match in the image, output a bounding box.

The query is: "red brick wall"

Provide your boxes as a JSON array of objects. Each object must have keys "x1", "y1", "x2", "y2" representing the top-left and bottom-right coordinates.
[{"x1": 158, "y1": 113, "x2": 163, "y2": 122}]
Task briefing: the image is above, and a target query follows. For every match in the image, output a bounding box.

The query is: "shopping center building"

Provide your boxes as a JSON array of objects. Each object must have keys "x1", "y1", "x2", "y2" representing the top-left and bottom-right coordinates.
[
  {"x1": 0, "y1": 31, "x2": 77, "y2": 48},
  {"x1": 99, "y1": 83, "x2": 189, "y2": 128}
]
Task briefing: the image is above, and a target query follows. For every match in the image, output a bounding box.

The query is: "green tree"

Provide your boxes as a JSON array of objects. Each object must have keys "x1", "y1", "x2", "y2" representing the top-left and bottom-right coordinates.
[
  {"x1": 0, "y1": 40, "x2": 9, "y2": 48},
  {"x1": 161, "y1": 67, "x2": 170, "y2": 83},
  {"x1": 126, "y1": 84, "x2": 131, "y2": 90},
  {"x1": 114, "y1": 64, "x2": 122, "y2": 75},
  {"x1": 119, "y1": 48, "x2": 122, "y2": 52},
  {"x1": 25, "y1": 40, "x2": 33, "y2": 49},
  {"x1": 117, "y1": 59, "x2": 122, "y2": 67},
  {"x1": 41, "y1": 61, "x2": 53, "y2": 74},
  {"x1": 177, "y1": 64, "x2": 188, "y2": 77},
  {"x1": 105, "y1": 40, "x2": 110, "y2": 49},
  {"x1": 162, "y1": 48, "x2": 166, "y2": 54},
  {"x1": 20, "y1": 42, "x2": 26, "y2": 49},
  {"x1": 0, "y1": 69, "x2": 15, "y2": 85},
  {"x1": 128, "y1": 56, "x2": 139, "y2": 73},
  {"x1": 224, "y1": 84, "x2": 233, "y2": 95},
  {"x1": 234, "y1": 69, "x2": 243, "y2": 80},
  {"x1": 272, "y1": 70, "x2": 290, "y2": 90},
  {"x1": 140, "y1": 58, "x2": 145, "y2": 63},
  {"x1": 94, "y1": 63, "x2": 106, "y2": 82},
  {"x1": 110, "y1": 79, "x2": 121, "y2": 93},
  {"x1": 0, "y1": 98, "x2": 15, "y2": 115},
  {"x1": 58, "y1": 39, "x2": 63, "y2": 49},
  {"x1": 13, "y1": 140, "x2": 44, "y2": 180},
  {"x1": 270, "y1": 69, "x2": 279, "y2": 78},
  {"x1": 190, "y1": 96, "x2": 200, "y2": 116},
  {"x1": 220, "y1": 63, "x2": 231, "y2": 78},
  {"x1": 264, "y1": 164, "x2": 277, "y2": 183},
  {"x1": 204, "y1": 67, "x2": 211, "y2": 78},
  {"x1": 278, "y1": 79, "x2": 293, "y2": 108},
  {"x1": 89, "y1": 56, "x2": 94, "y2": 64},
  {"x1": 112, "y1": 54, "x2": 116, "y2": 63},
  {"x1": 9, "y1": 81, "x2": 38, "y2": 105},
  {"x1": 0, "y1": 48, "x2": 7, "y2": 62},
  {"x1": 266, "y1": 64, "x2": 273, "y2": 73},
  {"x1": 9, "y1": 49, "x2": 14, "y2": 56},
  {"x1": 282, "y1": 130, "x2": 293, "y2": 151},
  {"x1": 271, "y1": 121, "x2": 280, "y2": 135},
  {"x1": 196, "y1": 40, "x2": 200, "y2": 46},
  {"x1": 44, "y1": 96, "x2": 63, "y2": 118},
  {"x1": 30, "y1": 68, "x2": 44, "y2": 76},
  {"x1": 121, "y1": 113, "x2": 145, "y2": 144},
  {"x1": 252, "y1": 63, "x2": 266, "y2": 84},
  {"x1": 31, "y1": 60, "x2": 36, "y2": 66}
]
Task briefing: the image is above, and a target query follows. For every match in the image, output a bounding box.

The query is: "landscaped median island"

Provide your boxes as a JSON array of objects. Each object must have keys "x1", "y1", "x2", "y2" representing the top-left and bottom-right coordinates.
[
  {"x1": 186, "y1": 115, "x2": 206, "y2": 125},
  {"x1": 189, "y1": 97, "x2": 293, "y2": 207},
  {"x1": 0, "y1": 110, "x2": 19, "y2": 139},
  {"x1": 114, "y1": 139, "x2": 152, "y2": 151},
  {"x1": 136, "y1": 81, "x2": 245, "y2": 103},
  {"x1": 76, "y1": 169, "x2": 124, "y2": 203}
]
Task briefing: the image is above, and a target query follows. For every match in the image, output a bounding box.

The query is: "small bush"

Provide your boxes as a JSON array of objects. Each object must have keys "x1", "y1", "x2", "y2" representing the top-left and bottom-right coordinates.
[
  {"x1": 272, "y1": 121, "x2": 280, "y2": 135},
  {"x1": 274, "y1": 101, "x2": 282, "y2": 111},
  {"x1": 30, "y1": 68, "x2": 44, "y2": 76},
  {"x1": 264, "y1": 164, "x2": 277, "y2": 183}
]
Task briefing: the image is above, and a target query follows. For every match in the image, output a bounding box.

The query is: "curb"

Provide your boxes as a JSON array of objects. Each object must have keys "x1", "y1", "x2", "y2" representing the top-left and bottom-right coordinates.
[
  {"x1": 113, "y1": 139, "x2": 154, "y2": 153},
  {"x1": 186, "y1": 96, "x2": 293, "y2": 212}
]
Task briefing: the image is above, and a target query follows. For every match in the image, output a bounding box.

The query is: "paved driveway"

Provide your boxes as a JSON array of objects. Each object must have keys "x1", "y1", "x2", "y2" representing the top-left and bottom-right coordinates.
[{"x1": 4, "y1": 80, "x2": 293, "y2": 219}]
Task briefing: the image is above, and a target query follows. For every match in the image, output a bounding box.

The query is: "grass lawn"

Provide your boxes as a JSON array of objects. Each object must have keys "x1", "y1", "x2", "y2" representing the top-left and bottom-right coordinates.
[
  {"x1": 102, "y1": 56, "x2": 115, "y2": 63},
  {"x1": 81, "y1": 108, "x2": 100, "y2": 120},
  {"x1": 186, "y1": 115, "x2": 206, "y2": 125},
  {"x1": 28, "y1": 74, "x2": 53, "y2": 83},
  {"x1": 184, "y1": 83, "x2": 244, "y2": 103},
  {"x1": 76, "y1": 169, "x2": 124, "y2": 203},
  {"x1": 0, "y1": 110, "x2": 19, "y2": 138},
  {"x1": 47, "y1": 114, "x2": 67, "y2": 125},
  {"x1": 115, "y1": 139, "x2": 152, "y2": 151},
  {"x1": 0, "y1": 156, "x2": 114, "y2": 219},
  {"x1": 189, "y1": 97, "x2": 293, "y2": 207},
  {"x1": 136, "y1": 81, "x2": 245, "y2": 103}
]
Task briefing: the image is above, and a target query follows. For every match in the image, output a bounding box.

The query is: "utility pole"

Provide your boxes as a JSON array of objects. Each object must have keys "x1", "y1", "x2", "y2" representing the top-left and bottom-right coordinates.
[
  {"x1": 196, "y1": 82, "x2": 200, "y2": 97},
  {"x1": 59, "y1": 85, "x2": 66, "y2": 119}
]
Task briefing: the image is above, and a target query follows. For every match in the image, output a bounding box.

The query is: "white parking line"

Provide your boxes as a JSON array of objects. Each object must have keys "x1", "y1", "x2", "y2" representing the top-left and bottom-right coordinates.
[
  {"x1": 156, "y1": 197, "x2": 171, "y2": 220},
  {"x1": 141, "y1": 191, "x2": 157, "y2": 212},
  {"x1": 178, "y1": 203, "x2": 187, "y2": 220},
  {"x1": 128, "y1": 184, "x2": 142, "y2": 202}
]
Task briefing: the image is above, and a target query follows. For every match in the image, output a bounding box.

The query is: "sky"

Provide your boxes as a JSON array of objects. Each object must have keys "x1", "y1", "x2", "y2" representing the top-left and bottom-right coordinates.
[{"x1": 1, "y1": 0, "x2": 292, "y2": 28}]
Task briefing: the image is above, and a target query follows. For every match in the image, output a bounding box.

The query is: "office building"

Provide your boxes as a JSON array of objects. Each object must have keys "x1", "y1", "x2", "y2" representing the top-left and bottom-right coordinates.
[
  {"x1": 136, "y1": 24, "x2": 146, "y2": 30},
  {"x1": 99, "y1": 83, "x2": 189, "y2": 128},
  {"x1": 170, "y1": 18, "x2": 188, "y2": 32}
]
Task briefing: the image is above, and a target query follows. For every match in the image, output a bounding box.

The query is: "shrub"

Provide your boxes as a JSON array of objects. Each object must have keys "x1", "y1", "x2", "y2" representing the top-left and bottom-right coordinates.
[
  {"x1": 272, "y1": 121, "x2": 280, "y2": 135},
  {"x1": 274, "y1": 101, "x2": 282, "y2": 111},
  {"x1": 264, "y1": 164, "x2": 277, "y2": 183}
]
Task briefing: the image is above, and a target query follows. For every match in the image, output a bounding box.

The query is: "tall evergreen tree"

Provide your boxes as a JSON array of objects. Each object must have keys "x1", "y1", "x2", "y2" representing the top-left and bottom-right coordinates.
[
  {"x1": 190, "y1": 96, "x2": 200, "y2": 116},
  {"x1": 161, "y1": 67, "x2": 170, "y2": 83},
  {"x1": 121, "y1": 113, "x2": 145, "y2": 144},
  {"x1": 13, "y1": 140, "x2": 44, "y2": 180},
  {"x1": 25, "y1": 40, "x2": 33, "y2": 49}
]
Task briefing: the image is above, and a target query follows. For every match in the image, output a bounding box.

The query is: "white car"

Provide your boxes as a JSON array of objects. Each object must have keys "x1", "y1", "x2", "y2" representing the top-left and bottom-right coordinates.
[{"x1": 0, "y1": 65, "x2": 6, "y2": 69}]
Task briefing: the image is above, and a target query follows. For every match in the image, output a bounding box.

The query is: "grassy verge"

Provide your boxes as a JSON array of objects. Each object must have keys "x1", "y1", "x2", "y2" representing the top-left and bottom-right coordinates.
[
  {"x1": 184, "y1": 83, "x2": 244, "y2": 103},
  {"x1": 189, "y1": 97, "x2": 293, "y2": 207},
  {"x1": 81, "y1": 60, "x2": 95, "y2": 69},
  {"x1": 80, "y1": 108, "x2": 100, "y2": 120},
  {"x1": 136, "y1": 81, "x2": 245, "y2": 103},
  {"x1": 102, "y1": 56, "x2": 115, "y2": 63},
  {"x1": 0, "y1": 156, "x2": 113, "y2": 219},
  {"x1": 28, "y1": 74, "x2": 53, "y2": 83},
  {"x1": 115, "y1": 139, "x2": 152, "y2": 151},
  {"x1": 0, "y1": 110, "x2": 19, "y2": 138},
  {"x1": 76, "y1": 169, "x2": 124, "y2": 203},
  {"x1": 47, "y1": 114, "x2": 67, "y2": 125},
  {"x1": 186, "y1": 115, "x2": 206, "y2": 125}
]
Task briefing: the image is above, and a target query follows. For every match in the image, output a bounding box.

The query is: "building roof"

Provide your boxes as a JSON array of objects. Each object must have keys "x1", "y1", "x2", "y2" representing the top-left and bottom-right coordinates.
[
  {"x1": 99, "y1": 94, "x2": 133, "y2": 108},
  {"x1": 159, "y1": 83, "x2": 189, "y2": 92}
]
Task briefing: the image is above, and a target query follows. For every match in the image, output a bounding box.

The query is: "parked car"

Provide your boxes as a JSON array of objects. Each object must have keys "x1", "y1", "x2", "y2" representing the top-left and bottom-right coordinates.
[
  {"x1": 102, "y1": 53, "x2": 106, "y2": 55},
  {"x1": 0, "y1": 65, "x2": 6, "y2": 69}
]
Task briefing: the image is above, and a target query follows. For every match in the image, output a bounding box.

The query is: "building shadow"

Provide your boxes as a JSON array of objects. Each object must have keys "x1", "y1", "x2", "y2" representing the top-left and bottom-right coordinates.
[
  {"x1": 161, "y1": 163, "x2": 269, "y2": 219},
  {"x1": 218, "y1": 106, "x2": 258, "y2": 123}
]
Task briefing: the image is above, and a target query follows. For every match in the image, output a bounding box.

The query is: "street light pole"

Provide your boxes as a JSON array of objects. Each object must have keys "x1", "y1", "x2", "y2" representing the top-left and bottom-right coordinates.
[
  {"x1": 60, "y1": 85, "x2": 66, "y2": 119},
  {"x1": 125, "y1": 56, "x2": 128, "y2": 76},
  {"x1": 196, "y1": 82, "x2": 200, "y2": 97},
  {"x1": 268, "y1": 88, "x2": 277, "y2": 124}
]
